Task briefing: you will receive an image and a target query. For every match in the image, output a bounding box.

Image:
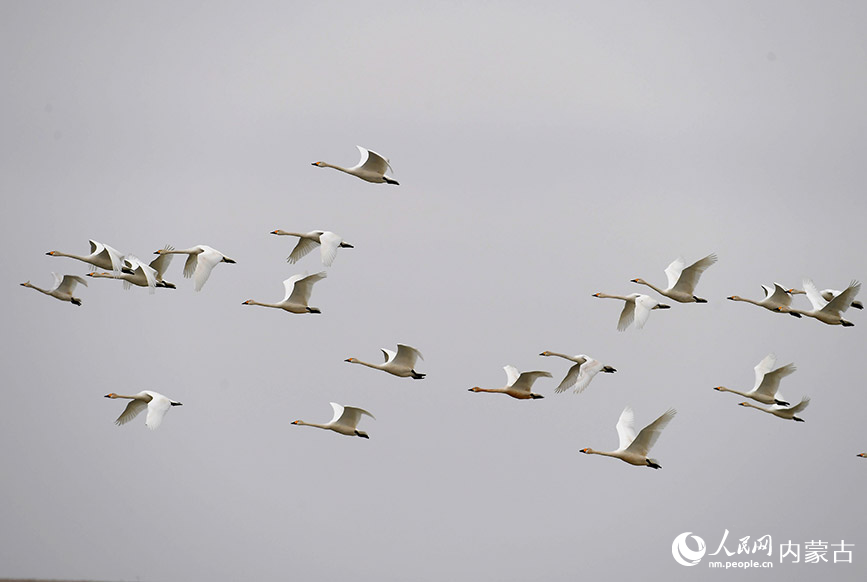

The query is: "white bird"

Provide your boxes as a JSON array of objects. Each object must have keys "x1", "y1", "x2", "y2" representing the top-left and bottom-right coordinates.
[
  {"x1": 46, "y1": 239, "x2": 124, "y2": 272},
  {"x1": 154, "y1": 245, "x2": 236, "y2": 291},
  {"x1": 539, "y1": 351, "x2": 616, "y2": 394},
  {"x1": 345, "y1": 344, "x2": 425, "y2": 379},
  {"x1": 727, "y1": 283, "x2": 801, "y2": 317},
  {"x1": 20, "y1": 273, "x2": 88, "y2": 306},
  {"x1": 592, "y1": 292, "x2": 671, "y2": 331},
  {"x1": 788, "y1": 287, "x2": 863, "y2": 310},
  {"x1": 580, "y1": 406, "x2": 677, "y2": 469},
  {"x1": 468, "y1": 365, "x2": 551, "y2": 399},
  {"x1": 291, "y1": 402, "x2": 375, "y2": 438},
  {"x1": 776, "y1": 279, "x2": 860, "y2": 326},
  {"x1": 713, "y1": 353, "x2": 796, "y2": 406},
  {"x1": 270, "y1": 229, "x2": 353, "y2": 267},
  {"x1": 87, "y1": 255, "x2": 175, "y2": 293},
  {"x1": 104, "y1": 391, "x2": 182, "y2": 430},
  {"x1": 631, "y1": 253, "x2": 718, "y2": 303},
  {"x1": 312, "y1": 145, "x2": 399, "y2": 184},
  {"x1": 242, "y1": 271, "x2": 327, "y2": 314},
  {"x1": 738, "y1": 396, "x2": 810, "y2": 422}
]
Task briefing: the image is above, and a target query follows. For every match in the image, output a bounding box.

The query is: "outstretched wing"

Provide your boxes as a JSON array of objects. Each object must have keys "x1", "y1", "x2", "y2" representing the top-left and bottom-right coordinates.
[
  {"x1": 149, "y1": 246, "x2": 175, "y2": 280},
  {"x1": 192, "y1": 248, "x2": 223, "y2": 291},
  {"x1": 393, "y1": 344, "x2": 423, "y2": 368},
  {"x1": 114, "y1": 399, "x2": 148, "y2": 426},
  {"x1": 755, "y1": 363, "x2": 796, "y2": 399},
  {"x1": 288, "y1": 236, "x2": 319, "y2": 264},
  {"x1": 56, "y1": 274, "x2": 87, "y2": 294},
  {"x1": 286, "y1": 271, "x2": 326, "y2": 305},
  {"x1": 765, "y1": 283, "x2": 792, "y2": 307},
  {"x1": 335, "y1": 403, "x2": 376, "y2": 429},
  {"x1": 624, "y1": 408, "x2": 677, "y2": 456},
  {"x1": 617, "y1": 299, "x2": 636, "y2": 331},
  {"x1": 144, "y1": 393, "x2": 172, "y2": 430},
  {"x1": 615, "y1": 406, "x2": 637, "y2": 451},
  {"x1": 751, "y1": 353, "x2": 777, "y2": 392},
  {"x1": 663, "y1": 257, "x2": 687, "y2": 290},
  {"x1": 822, "y1": 281, "x2": 860, "y2": 315},
  {"x1": 318, "y1": 231, "x2": 342, "y2": 267},
  {"x1": 633, "y1": 295, "x2": 658, "y2": 329},
  {"x1": 353, "y1": 145, "x2": 391, "y2": 175},
  {"x1": 802, "y1": 279, "x2": 828, "y2": 311},
  {"x1": 788, "y1": 396, "x2": 810, "y2": 414},
  {"x1": 510, "y1": 370, "x2": 552, "y2": 393},
  {"x1": 670, "y1": 253, "x2": 717, "y2": 295}
]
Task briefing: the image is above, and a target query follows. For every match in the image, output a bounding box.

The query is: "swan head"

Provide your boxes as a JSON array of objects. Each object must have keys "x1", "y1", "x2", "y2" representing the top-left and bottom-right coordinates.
[
  {"x1": 592, "y1": 292, "x2": 602, "y2": 297},
  {"x1": 737, "y1": 402, "x2": 749, "y2": 407},
  {"x1": 630, "y1": 278, "x2": 646, "y2": 284},
  {"x1": 291, "y1": 420, "x2": 303, "y2": 426},
  {"x1": 20, "y1": 281, "x2": 31, "y2": 287},
  {"x1": 713, "y1": 386, "x2": 726, "y2": 392},
  {"x1": 241, "y1": 300, "x2": 255, "y2": 305},
  {"x1": 345, "y1": 357, "x2": 357, "y2": 363},
  {"x1": 579, "y1": 448, "x2": 593, "y2": 454},
  {"x1": 270, "y1": 229, "x2": 288, "y2": 235},
  {"x1": 104, "y1": 393, "x2": 119, "y2": 399},
  {"x1": 468, "y1": 387, "x2": 482, "y2": 392},
  {"x1": 726, "y1": 296, "x2": 740, "y2": 301},
  {"x1": 539, "y1": 351, "x2": 552, "y2": 356},
  {"x1": 312, "y1": 161, "x2": 326, "y2": 167},
  {"x1": 46, "y1": 251, "x2": 58, "y2": 256}
]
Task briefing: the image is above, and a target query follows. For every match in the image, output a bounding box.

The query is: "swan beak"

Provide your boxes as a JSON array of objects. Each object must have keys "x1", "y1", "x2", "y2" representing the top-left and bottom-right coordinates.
[
  {"x1": 726, "y1": 296, "x2": 735, "y2": 300},
  {"x1": 592, "y1": 293, "x2": 600, "y2": 297},
  {"x1": 713, "y1": 386, "x2": 723, "y2": 391},
  {"x1": 270, "y1": 230, "x2": 279, "y2": 235},
  {"x1": 579, "y1": 448, "x2": 590, "y2": 454},
  {"x1": 344, "y1": 358, "x2": 353, "y2": 363}
]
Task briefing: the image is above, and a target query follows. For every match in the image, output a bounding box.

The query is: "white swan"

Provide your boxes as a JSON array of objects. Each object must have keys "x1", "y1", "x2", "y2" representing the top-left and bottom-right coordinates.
[
  {"x1": 580, "y1": 406, "x2": 677, "y2": 469},
  {"x1": 776, "y1": 279, "x2": 860, "y2": 326},
  {"x1": 46, "y1": 239, "x2": 124, "y2": 272},
  {"x1": 88, "y1": 255, "x2": 175, "y2": 292},
  {"x1": 727, "y1": 283, "x2": 800, "y2": 317},
  {"x1": 20, "y1": 273, "x2": 88, "y2": 306},
  {"x1": 539, "y1": 351, "x2": 616, "y2": 394},
  {"x1": 345, "y1": 344, "x2": 425, "y2": 379},
  {"x1": 468, "y1": 365, "x2": 552, "y2": 400},
  {"x1": 242, "y1": 271, "x2": 327, "y2": 314},
  {"x1": 787, "y1": 284, "x2": 863, "y2": 311},
  {"x1": 104, "y1": 391, "x2": 182, "y2": 430},
  {"x1": 592, "y1": 292, "x2": 671, "y2": 331},
  {"x1": 270, "y1": 230, "x2": 353, "y2": 267},
  {"x1": 631, "y1": 253, "x2": 718, "y2": 303},
  {"x1": 713, "y1": 353, "x2": 796, "y2": 406},
  {"x1": 312, "y1": 146, "x2": 399, "y2": 184},
  {"x1": 291, "y1": 402, "x2": 375, "y2": 438},
  {"x1": 154, "y1": 245, "x2": 236, "y2": 291},
  {"x1": 738, "y1": 396, "x2": 809, "y2": 422}
]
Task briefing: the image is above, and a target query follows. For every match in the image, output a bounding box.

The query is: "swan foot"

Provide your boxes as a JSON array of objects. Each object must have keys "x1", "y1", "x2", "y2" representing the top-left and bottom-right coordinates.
[
  {"x1": 602, "y1": 366, "x2": 617, "y2": 373},
  {"x1": 793, "y1": 417, "x2": 805, "y2": 422},
  {"x1": 693, "y1": 297, "x2": 708, "y2": 303},
  {"x1": 71, "y1": 298, "x2": 82, "y2": 306},
  {"x1": 774, "y1": 399, "x2": 790, "y2": 407},
  {"x1": 383, "y1": 177, "x2": 400, "y2": 185},
  {"x1": 646, "y1": 459, "x2": 662, "y2": 469},
  {"x1": 530, "y1": 394, "x2": 544, "y2": 399},
  {"x1": 841, "y1": 320, "x2": 854, "y2": 327},
  {"x1": 411, "y1": 371, "x2": 426, "y2": 379}
]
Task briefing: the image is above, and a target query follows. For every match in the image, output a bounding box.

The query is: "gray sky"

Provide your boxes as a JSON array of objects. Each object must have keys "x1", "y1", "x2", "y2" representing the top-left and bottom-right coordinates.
[{"x1": 2, "y1": 2, "x2": 866, "y2": 581}]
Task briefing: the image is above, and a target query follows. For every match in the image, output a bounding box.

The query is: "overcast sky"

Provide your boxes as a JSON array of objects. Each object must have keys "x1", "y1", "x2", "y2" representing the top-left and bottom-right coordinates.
[{"x1": 2, "y1": 2, "x2": 866, "y2": 581}]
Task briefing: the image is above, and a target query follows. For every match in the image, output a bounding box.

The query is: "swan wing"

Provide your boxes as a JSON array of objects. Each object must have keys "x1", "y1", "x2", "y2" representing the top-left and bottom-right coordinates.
[
  {"x1": 788, "y1": 396, "x2": 810, "y2": 414},
  {"x1": 182, "y1": 253, "x2": 198, "y2": 279},
  {"x1": 617, "y1": 298, "x2": 636, "y2": 331},
  {"x1": 751, "y1": 353, "x2": 777, "y2": 391},
  {"x1": 670, "y1": 253, "x2": 717, "y2": 295},
  {"x1": 126, "y1": 256, "x2": 157, "y2": 289},
  {"x1": 318, "y1": 231, "x2": 341, "y2": 267},
  {"x1": 571, "y1": 358, "x2": 603, "y2": 393},
  {"x1": 663, "y1": 257, "x2": 687, "y2": 290},
  {"x1": 328, "y1": 402, "x2": 345, "y2": 424},
  {"x1": 144, "y1": 392, "x2": 172, "y2": 430},
  {"x1": 281, "y1": 273, "x2": 306, "y2": 302},
  {"x1": 511, "y1": 370, "x2": 552, "y2": 393},
  {"x1": 393, "y1": 344, "x2": 423, "y2": 367},
  {"x1": 554, "y1": 362, "x2": 583, "y2": 393},
  {"x1": 615, "y1": 406, "x2": 637, "y2": 451},
  {"x1": 633, "y1": 295, "x2": 657, "y2": 329},
  {"x1": 822, "y1": 280, "x2": 860, "y2": 315},
  {"x1": 89, "y1": 240, "x2": 124, "y2": 271},
  {"x1": 286, "y1": 271, "x2": 326, "y2": 305},
  {"x1": 625, "y1": 408, "x2": 677, "y2": 456},
  {"x1": 381, "y1": 348, "x2": 397, "y2": 364},
  {"x1": 192, "y1": 248, "x2": 223, "y2": 291},
  {"x1": 336, "y1": 404, "x2": 375, "y2": 428},
  {"x1": 802, "y1": 279, "x2": 828, "y2": 311},
  {"x1": 56, "y1": 274, "x2": 88, "y2": 294},
  {"x1": 288, "y1": 236, "x2": 319, "y2": 264},
  {"x1": 766, "y1": 283, "x2": 792, "y2": 307},
  {"x1": 149, "y1": 246, "x2": 175, "y2": 279},
  {"x1": 502, "y1": 365, "x2": 521, "y2": 387},
  {"x1": 353, "y1": 145, "x2": 391, "y2": 175},
  {"x1": 114, "y1": 398, "x2": 148, "y2": 426},
  {"x1": 755, "y1": 363, "x2": 796, "y2": 398}
]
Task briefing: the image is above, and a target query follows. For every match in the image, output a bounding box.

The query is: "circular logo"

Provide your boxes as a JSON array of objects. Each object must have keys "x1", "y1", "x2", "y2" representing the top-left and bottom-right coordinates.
[{"x1": 672, "y1": 532, "x2": 706, "y2": 566}]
